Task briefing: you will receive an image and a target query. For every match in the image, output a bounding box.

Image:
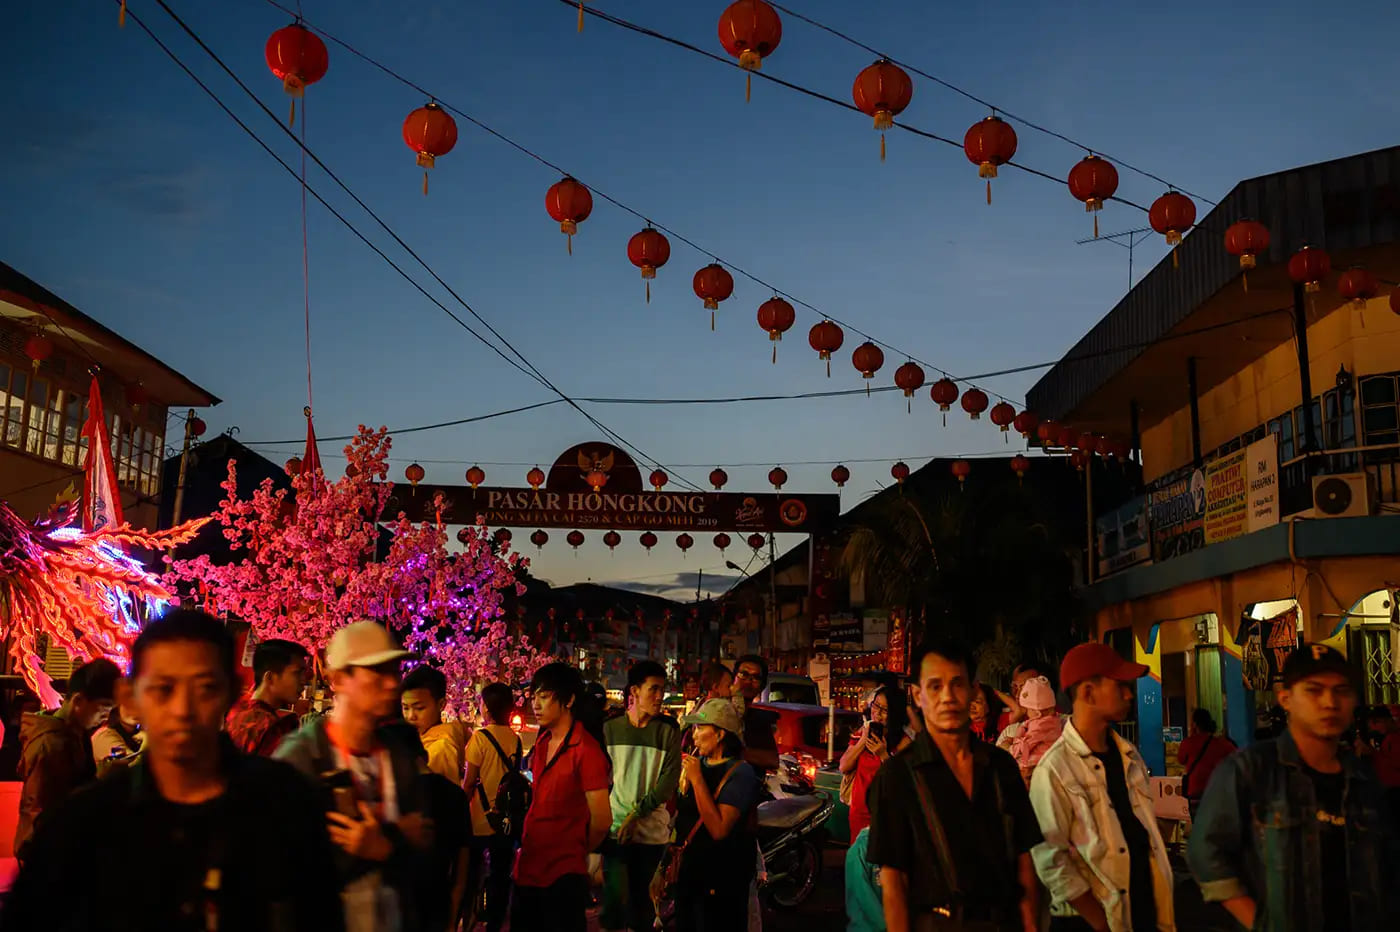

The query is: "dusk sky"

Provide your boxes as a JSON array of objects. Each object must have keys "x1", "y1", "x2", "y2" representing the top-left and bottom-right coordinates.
[{"x1": 4, "y1": 0, "x2": 1397, "y2": 599}]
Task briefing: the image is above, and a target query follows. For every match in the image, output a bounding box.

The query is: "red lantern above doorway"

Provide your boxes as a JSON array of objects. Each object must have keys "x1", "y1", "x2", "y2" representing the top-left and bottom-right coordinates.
[
  {"x1": 717, "y1": 0, "x2": 783, "y2": 101},
  {"x1": 963, "y1": 115, "x2": 1017, "y2": 204},
  {"x1": 402, "y1": 102, "x2": 458, "y2": 195},
  {"x1": 265, "y1": 23, "x2": 328, "y2": 125},
  {"x1": 545, "y1": 177, "x2": 593, "y2": 255},
  {"x1": 852, "y1": 59, "x2": 913, "y2": 161},
  {"x1": 628, "y1": 227, "x2": 671, "y2": 303}
]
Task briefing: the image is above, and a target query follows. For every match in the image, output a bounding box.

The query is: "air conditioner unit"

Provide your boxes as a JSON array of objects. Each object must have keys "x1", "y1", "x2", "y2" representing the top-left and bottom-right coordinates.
[{"x1": 1311, "y1": 473, "x2": 1377, "y2": 518}]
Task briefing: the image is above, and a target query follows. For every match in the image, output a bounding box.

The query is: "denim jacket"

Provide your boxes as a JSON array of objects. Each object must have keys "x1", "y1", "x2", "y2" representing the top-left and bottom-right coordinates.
[{"x1": 1186, "y1": 729, "x2": 1400, "y2": 931}]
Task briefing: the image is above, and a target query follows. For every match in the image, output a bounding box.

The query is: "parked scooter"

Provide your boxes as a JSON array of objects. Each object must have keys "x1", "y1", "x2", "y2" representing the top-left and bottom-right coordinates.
[{"x1": 756, "y1": 789, "x2": 835, "y2": 908}]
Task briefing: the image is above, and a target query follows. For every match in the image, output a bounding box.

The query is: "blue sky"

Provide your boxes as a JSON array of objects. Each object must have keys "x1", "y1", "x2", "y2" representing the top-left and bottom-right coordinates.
[{"x1": 4, "y1": 0, "x2": 1397, "y2": 598}]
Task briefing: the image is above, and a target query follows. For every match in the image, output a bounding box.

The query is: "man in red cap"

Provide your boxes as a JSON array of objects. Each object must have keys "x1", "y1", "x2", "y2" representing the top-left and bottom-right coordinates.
[{"x1": 1028, "y1": 642, "x2": 1174, "y2": 931}]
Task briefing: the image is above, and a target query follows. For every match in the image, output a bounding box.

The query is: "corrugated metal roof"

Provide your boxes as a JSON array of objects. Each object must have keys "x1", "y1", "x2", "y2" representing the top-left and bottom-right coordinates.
[{"x1": 1027, "y1": 146, "x2": 1400, "y2": 421}]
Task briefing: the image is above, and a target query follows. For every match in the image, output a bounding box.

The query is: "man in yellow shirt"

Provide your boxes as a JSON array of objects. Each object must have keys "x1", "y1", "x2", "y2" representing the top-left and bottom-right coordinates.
[
  {"x1": 401, "y1": 666, "x2": 467, "y2": 782},
  {"x1": 463, "y1": 683, "x2": 525, "y2": 932}
]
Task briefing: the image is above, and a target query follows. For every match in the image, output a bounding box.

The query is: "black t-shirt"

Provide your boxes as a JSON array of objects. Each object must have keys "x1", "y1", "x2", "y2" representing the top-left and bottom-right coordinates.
[
  {"x1": 418, "y1": 772, "x2": 471, "y2": 931},
  {"x1": 674, "y1": 759, "x2": 763, "y2": 893},
  {"x1": 867, "y1": 732, "x2": 1042, "y2": 916},
  {"x1": 147, "y1": 796, "x2": 223, "y2": 930},
  {"x1": 1304, "y1": 764, "x2": 1351, "y2": 932},
  {"x1": 1092, "y1": 750, "x2": 1156, "y2": 932}
]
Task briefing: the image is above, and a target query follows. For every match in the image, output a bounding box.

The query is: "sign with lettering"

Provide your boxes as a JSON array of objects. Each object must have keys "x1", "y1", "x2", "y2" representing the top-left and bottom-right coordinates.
[
  {"x1": 1246, "y1": 434, "x2": 1280, "y2": 533},
  {"x1": 1148, "y1": 466, "x2": 1206, "y2": 561},
  {"x1": 1242, "y1": 607, "x2": 1299, "y2": 689},
  {"x1": 1204, "y1": 448, "x2": 1249, "y2": 544},
  {"x1": 1096, "y1": 496, "x2": 1152, "y2": 577},
  {"x1": 1151, "y1": 776, "x2": 1190, "y2": 821}
]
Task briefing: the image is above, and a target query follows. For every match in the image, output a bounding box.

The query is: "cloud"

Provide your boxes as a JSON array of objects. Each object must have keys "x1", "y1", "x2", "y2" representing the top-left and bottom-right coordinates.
[{"x1": 606, "y1": 572, "x2": 740, "y2": 599}]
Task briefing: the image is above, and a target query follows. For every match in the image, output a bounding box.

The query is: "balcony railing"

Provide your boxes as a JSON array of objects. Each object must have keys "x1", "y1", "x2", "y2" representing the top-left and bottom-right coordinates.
[{"x1": 1278, "y1": 443, "x2": 1400, "y2": 516}]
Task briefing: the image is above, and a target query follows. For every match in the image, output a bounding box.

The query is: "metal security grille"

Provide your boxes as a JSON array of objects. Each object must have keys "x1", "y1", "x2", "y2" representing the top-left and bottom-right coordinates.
[{"x1": 1349, "y1": 625, "x2": 1400, "y2": 705}]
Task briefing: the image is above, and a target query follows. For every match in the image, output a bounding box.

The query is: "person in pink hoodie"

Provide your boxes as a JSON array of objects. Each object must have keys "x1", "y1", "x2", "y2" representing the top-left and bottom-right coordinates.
[{"x1": 1010, "y1": 675, "x2": 1062, "y2": 784}]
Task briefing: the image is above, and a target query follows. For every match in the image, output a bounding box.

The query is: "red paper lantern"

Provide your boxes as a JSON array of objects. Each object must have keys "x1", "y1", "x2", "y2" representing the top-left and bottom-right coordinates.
[
  {"x1": 127, "y1": 382, "x2": 150, "y2": 411},
  {"x1": 1288, "y1": 245, "x2": 1331, "y2": 293},
  {"x1": 545, "y1": 177, "x2": 593, "y2": 255},
  {"x1": 1055, "y1": 425, "x2": 1077, "y2": 449},
  {"x1": 526, "y1": 466, "x2": 546, "y2": 490},
  {"x1": 808, "y1": 320, "x2": 845, "y2": 376},
  {"x1": 930, "y1": 378, "x2": 960, "y2": 417},
  {"x1": 891, "y1": 461, "x2": 910, "y2": 485},
  {"x1": 852, "y1": 341, "x2": 885, "y2": 388},
  {"x1": 1094, "y1": 436, "x2": 1115, "y2": 458},
  {"x1": 960, "y1": 388, "x2": 989, "y2": 421},
  {"x1": 1067, "y1": 155, "x2": 1119, "y2": 238},
  {"x1": 1149, "y1": 192, "x2": 1196, "y2": 248},
  {"x1": 713, "y1": 533, "x2": 732, "y2": 553},
  {"x1": 894, "y1": 362, "x2": 925, "y2": 412},
  {"x1": 649, "y1": 469, "x2": 669, "y2": 491},
  {"x1": 1111, "y1": 439, "x2": 1132, "y2": 462},
  {"x1": 950, "y1": 460, "x2": 972, "y2": 487},
  {"x1": 1076, "y1": 432, "x2": 1098, "y2": 455},
  {"x1": 676, "y1": 533, "x2": 694, "y2": 555},
  {"x1": 1224, "y1": 219, "x2": 1270, "y2": 280},
  {"x1": 1069, "y1": 450, "x2": 1088, "y2": 472},
  {"x1": 717, "y1": 0, "x2": 783, "y2": 101},
  {"x1": 639, "y1": 531, "x2": 658, "y2": 552},
  {"x1": 530, "y1": 529, "x2": 549, "y2": 551},
  {"x1": 747, "y1": 532, "x2": 766, "y2": 551},
  {"x1": 768, "y1": 466, "x2": 788, "y2": 490},
  {"x1": 345, "y1": 463, "x2": 360, "y2": 479},
  {"x1": 603, "y1": 530, "x2": 622, "y2": 552},
  {"x1": 586, "y1": 469, "x2": 608, "y2": 492},
  {"x1": 831, "y1": 464, "x2": 851, "y2": 488},
  {"x1": 567, "y1": 530, "x2": 585, "y2": 551},
  {"x1": 1013, "y1": 410, "x2": 1039, "y2": 439},
  {"x1": 265, "y1": 23, "x2": 328, "y2": 125},
  {"x1": 757, "y1": 297, "x2": 796, "y2": 362},
  {"x1": 1036, "y1": 419, "x2": 1059, "y2": 445},
  {"x1": 465, "y1": 465, "x2": 486, "y2": 489},
  {"x1": 493, "y1": 528, "x2": 513, "y2": 547},
  {"x1": 990, "y1": 402, "x2": 1016, "y2": 434},
  {"x1": 285, "y1": 456, "x2": 303, "y2": 477},
  {"x1": 1338, "y1": 268, "x2": 1379, "y2": 308},
  {"x1": 963, "y1": 115, "x2": 1018, "y2": 204},
  {"x1": 709, "y1": 468, "x2": 729, "y2": 490},
  {"x1": 189, "y1": 417, "x2": 207, "y2": 438},
  {"x1": 405, "y1": 463, "x2": 425, "y2": 487},
  {"x1": 458, "y1": 527, "x2": 472, "y2": 545},
  {"x1": 693, "y1": 263, "x2": 735, "y2": 329},
  {"x1": 1010, "y1": 454, "x2": 1031, "y2": 482},
  {"x1": 23, "y1": 333, "x2": 53, "y2": 372},
  {"x1": 402, "y1": 102, "x2": 458, "y2": 195},
  {"x1": 852, "y1": 59, "x2": 913, "y2": 161},
  {"x1": 628, "y1": 227, "x2": 671, "y2": 303}
]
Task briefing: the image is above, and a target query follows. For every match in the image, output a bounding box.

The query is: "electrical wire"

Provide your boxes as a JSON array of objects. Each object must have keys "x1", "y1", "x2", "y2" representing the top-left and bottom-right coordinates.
[
  {"x1": 130, "y1": 0, "x2": 704, "y2": 493},
  {"x1": 253, "y1": 0, "x2": 1129, "y2": 408},
  {"x1": 767, "y1": 1, "x2": 1215, "y2": 205}
]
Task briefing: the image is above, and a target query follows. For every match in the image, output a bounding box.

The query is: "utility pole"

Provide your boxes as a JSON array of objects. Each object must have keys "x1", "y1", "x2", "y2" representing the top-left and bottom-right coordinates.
[
  {"x1": 767, "y1": 532, "x2": 779, "y2": 662},
  {"x1": 171, "y1": 409, "x2": 196, "y2": 526}
]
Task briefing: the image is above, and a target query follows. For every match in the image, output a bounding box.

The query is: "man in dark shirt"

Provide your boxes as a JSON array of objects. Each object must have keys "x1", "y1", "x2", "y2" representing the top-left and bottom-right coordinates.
[
  {"x1": 734, "y1": 654, "x2": 779, "y2": 773},
  {"x1": 868, "y1": 638, "x2": 1041, "y2": 932},
  {"x1": 1, "y1": 610, "x2": 343, "y2": 932},
  {"x1": 226, "y1": 638, "x2": 308, "y2": 756}
]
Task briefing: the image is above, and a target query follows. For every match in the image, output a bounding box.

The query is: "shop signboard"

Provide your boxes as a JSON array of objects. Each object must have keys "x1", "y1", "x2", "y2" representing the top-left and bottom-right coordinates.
[
  {"x1": 862, "y1": 611, "x2": 890, "y2": 652},
  {"x1": 1246, "y1": 434, "x2": 1280, "y2": 533},
  {"x1": 1148, "y1": 465, "x2": 1206, "y2": 561},
  {"x1": 887, "y1": 611, "x2": 908, "y2": 676},
  {"x1": 1242, "y1": 607, "x2": 1299, "y2": 689},
  {"x1": 1096, "y1": 496, "x2": 1152, "y2": 577},
  {"x1": 1204, "y1": 448, "x2": 1249, "y2": 544},
  {"x1": 829, "y1": 613, "x2": 863, "y2": 652}
]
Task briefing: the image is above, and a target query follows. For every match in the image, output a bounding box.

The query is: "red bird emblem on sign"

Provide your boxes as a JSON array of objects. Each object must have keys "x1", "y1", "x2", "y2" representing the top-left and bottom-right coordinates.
[{"x1": 577, "y1": 448, "x2": 617, "y2": 484}]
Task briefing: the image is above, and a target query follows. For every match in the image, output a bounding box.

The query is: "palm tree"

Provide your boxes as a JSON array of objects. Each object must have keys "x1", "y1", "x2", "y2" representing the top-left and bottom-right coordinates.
[{"x1": 839, "y1": 461, "x2": 1092, "y2": 683}]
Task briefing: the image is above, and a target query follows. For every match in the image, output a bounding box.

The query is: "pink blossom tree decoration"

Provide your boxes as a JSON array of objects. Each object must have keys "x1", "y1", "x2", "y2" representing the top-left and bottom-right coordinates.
[{"x1": 165, "y1": 425, "x2": 548, "y2": 717}]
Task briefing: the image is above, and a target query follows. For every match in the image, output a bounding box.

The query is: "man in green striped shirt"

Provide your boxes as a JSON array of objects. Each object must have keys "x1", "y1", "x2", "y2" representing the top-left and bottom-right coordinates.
[{"x1": 602, "y1": 660, "x2": 682, "y2": 932}]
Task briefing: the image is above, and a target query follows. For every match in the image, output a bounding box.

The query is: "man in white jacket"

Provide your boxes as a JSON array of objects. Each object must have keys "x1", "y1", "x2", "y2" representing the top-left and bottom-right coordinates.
[{"x1": 1029, "y1": 643, "x2": 1174, "y2": 932}]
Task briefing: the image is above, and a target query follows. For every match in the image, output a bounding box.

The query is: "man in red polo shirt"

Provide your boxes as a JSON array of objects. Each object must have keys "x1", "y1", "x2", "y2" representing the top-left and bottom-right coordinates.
[{"x1": 514, "y1": 663, "x2": 612, "y2": 932}]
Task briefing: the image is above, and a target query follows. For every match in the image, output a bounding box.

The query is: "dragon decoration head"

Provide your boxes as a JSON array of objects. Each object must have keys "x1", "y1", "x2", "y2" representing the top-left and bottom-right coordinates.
[{"x1": 0, "y1": 499, "x2": 210, "y2": 708}]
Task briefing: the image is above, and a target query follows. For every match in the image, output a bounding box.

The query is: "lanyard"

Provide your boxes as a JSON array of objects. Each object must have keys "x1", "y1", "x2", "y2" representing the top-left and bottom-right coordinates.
[{"x1": 325, "y1": 720, "x2": 398, "y2": 822}]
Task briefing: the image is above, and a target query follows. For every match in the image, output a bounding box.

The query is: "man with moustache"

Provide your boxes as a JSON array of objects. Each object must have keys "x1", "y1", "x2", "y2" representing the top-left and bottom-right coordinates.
[
  {"x1": 0, "y1": 609, "x2": 342, "y2": 932},
  {"x1": 867, "y1": 638, "x2": 1042, "y2": 932}
]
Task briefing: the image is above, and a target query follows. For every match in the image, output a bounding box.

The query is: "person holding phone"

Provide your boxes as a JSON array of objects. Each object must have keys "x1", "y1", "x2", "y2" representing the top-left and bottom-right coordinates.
[{"x1": 840, "y1": 686, "x2": 911, "y2": 838}]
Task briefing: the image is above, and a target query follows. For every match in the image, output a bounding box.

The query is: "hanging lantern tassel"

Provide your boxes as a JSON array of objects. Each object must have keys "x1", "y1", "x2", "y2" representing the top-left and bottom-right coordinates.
[
  {"x1": 119, "y1": 0, "x2": 126, "y2": 27},
  {"x1": 740, "y1": 50, "x2": 760, "y2": 103},
  {"x1": 417, "y1": 151, "x2": 435, "y2": 196},
  {"x1": 711, "y1": 309, "x2": 716, "y2": 331},
  {"x1": 578, "y1": 0, "x2": 584, "y2": 32},
  {"x1": 561, "y1": 219, "x2": 576, "y2": 256},
  {"x1": 771, "y1": 343, "x2": 777, "y2": 365},
  {"x1": 646, "y1": 280, "x2": 651, "y2": 304},
  {"x1": 1242, "y1": 270, "x2": 1249, "y2": 293},
  {"x1": 875, "y1": 110, "x2": 894, "y2": 162}
]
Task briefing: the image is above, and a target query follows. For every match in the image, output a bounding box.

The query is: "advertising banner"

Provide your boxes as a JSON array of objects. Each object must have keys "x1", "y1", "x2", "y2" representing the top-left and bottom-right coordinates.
[
  {"x1": 1148, "y1": 466, "x2": 1206, "y2": 561},
  {"x1": 1241, "y1": 607, "x2": 1299, "y2": 689},
  {"x1": 862, "y1": 611, "x2": 890, "y2": 652},
  {"x1": 1247, "y1": 434, "x2": 1280, "y2": 533},
  {"x1": 1096, "y1": 496, "x2": 1152, "y2": 577},
  {"x1": 1205, "y1": 448, "x2": 1249, "y2": 544}
]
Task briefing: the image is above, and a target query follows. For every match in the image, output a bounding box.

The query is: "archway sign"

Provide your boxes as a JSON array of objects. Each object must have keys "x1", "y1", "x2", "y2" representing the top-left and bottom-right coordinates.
[{"x1": 384, "y1": 442, "x2": 840, "y2": 534}]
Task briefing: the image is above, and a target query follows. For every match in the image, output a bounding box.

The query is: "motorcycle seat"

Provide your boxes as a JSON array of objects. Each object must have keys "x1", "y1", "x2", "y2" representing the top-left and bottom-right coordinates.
[{"x1": 757, "y1": 794, "x2": 824, "y2": 830}]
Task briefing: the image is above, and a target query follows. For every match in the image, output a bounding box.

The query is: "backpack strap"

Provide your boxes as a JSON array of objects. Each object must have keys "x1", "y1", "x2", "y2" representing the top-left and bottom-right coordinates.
[
  {"x1": 680, "y1": 762, "x2": 740, "y2": 851},
  {"x1": 480, "y1": 729, "x2": 520, "y2": 773},
  {"x1": 906, "y1": 754, "x2": 963, "y2": 901}
]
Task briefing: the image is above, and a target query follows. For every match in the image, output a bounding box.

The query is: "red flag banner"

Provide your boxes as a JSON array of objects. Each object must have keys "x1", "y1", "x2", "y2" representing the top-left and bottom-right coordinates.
[
  {"x1": 81, "y1": 375, "x2": 123, "y2": 532},
  {"x1": 303, "y1": 411, "x2": 322, "y2": 476}
]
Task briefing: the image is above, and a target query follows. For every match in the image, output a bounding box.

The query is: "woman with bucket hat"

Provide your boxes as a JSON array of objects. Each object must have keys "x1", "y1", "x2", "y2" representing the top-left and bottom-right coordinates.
[{"x1": 665, "y1": 698, "x2": 764, "y2": 932}]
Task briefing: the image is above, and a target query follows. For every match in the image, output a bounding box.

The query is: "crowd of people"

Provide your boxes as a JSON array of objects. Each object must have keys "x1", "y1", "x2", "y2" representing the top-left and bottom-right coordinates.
[
  {"x1": 0, "y1": 610, "x2": 789, "y2": 932},
  {"x1": 845, "y1": 639, "x2": 1400, "y2": 932}
]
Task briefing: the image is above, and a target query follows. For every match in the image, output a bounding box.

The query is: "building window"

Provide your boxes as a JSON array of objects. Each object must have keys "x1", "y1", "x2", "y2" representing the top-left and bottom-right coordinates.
[
  {"x1": 62, "y1": 392, "x2": 83, "y2": 466},
  {"x1": 3, "y1": 367, "x2": 26, "y2": 448},
  {"x1": 1360, "y1": 374, "x2": 1399, "y2": 457}
]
